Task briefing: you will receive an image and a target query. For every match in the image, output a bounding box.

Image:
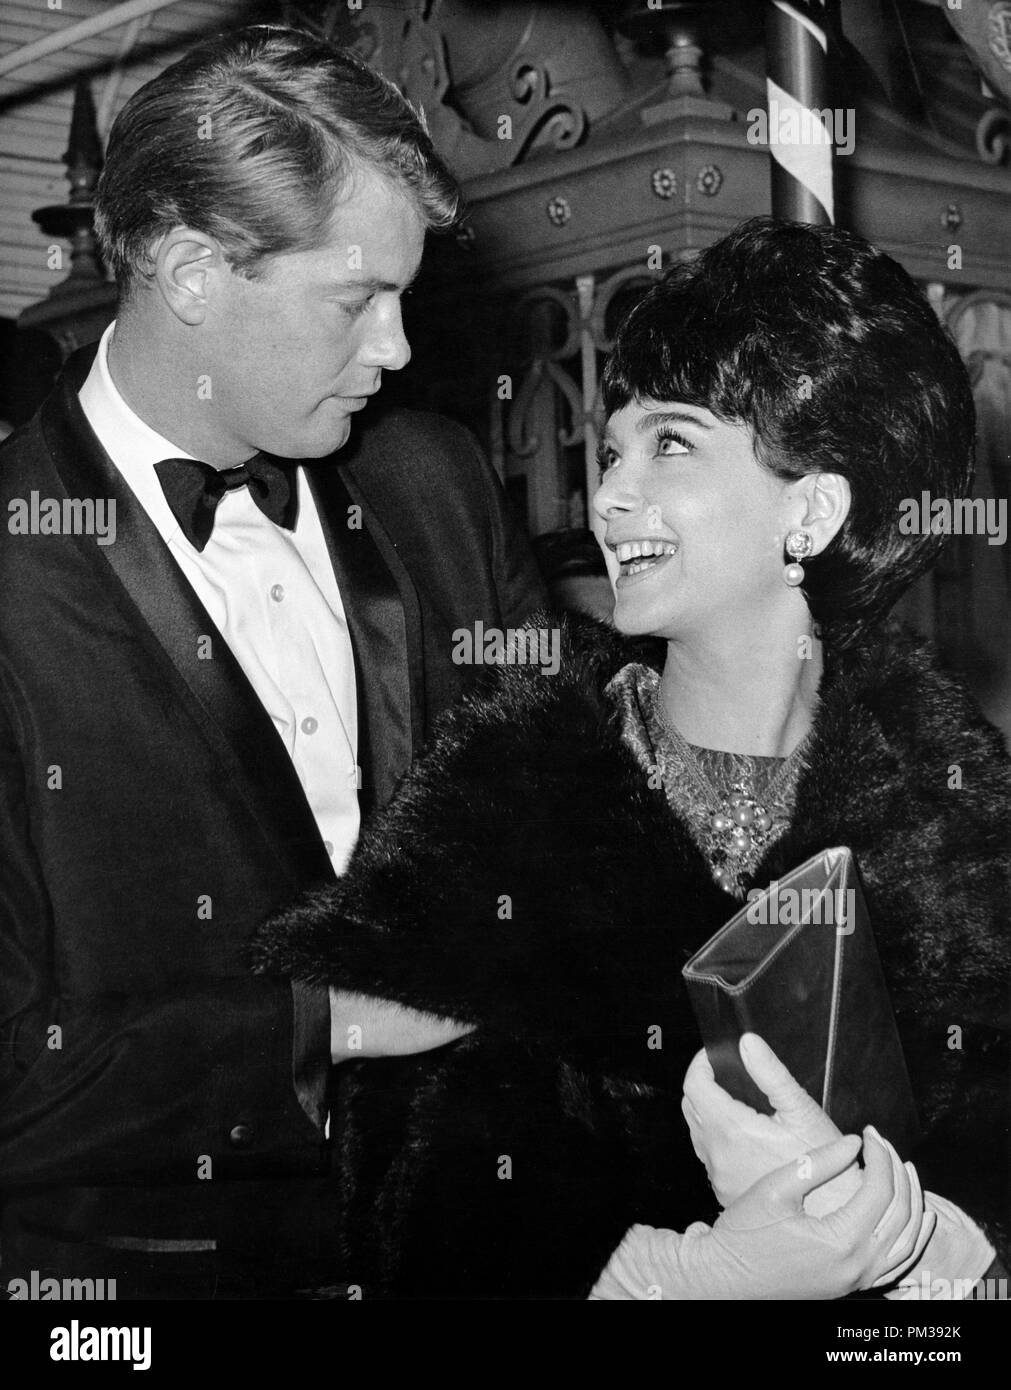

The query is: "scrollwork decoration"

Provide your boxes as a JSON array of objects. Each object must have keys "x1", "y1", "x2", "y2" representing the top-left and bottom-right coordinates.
[
  {"x1": 976, "y1": 106, "x2": 1011, "y2": 165},
  {"x1": 504, "y1": 285, "x2": 583, "y2": 458},
  {"x1": 588, "y1": 265, "x2": 663, "y2": 354}
]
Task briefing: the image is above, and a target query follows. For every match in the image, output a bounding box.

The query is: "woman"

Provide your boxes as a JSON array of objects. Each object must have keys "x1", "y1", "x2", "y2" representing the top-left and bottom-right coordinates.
[{"x1": 254, "y1": 218, "x2": 1009, "y2": 1299}]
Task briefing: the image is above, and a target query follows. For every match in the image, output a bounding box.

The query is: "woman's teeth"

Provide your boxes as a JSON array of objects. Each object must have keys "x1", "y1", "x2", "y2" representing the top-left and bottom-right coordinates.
[{"x1": 615, "y1": 538, "x2": 679, "y2": 575}]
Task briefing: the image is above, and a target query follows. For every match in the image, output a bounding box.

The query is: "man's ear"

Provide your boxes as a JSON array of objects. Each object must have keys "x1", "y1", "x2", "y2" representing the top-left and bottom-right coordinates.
[
  {"x1": 152, "y1": 227, "x2": 221, "y2": 325},
  {"x1": 793, "y1": 472, "x2": 851, "y2": 554}
]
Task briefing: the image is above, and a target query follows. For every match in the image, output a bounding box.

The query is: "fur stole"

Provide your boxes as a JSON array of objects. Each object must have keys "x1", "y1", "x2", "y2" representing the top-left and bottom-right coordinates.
[{"x1": 254, "y1": 611, "x2": 1010, "y2": 1297}]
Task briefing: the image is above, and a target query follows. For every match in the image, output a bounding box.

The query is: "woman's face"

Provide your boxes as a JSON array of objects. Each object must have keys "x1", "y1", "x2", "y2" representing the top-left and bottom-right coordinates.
[{"x1": 591, "y1": 400, "x2": 801, "y2": 641}]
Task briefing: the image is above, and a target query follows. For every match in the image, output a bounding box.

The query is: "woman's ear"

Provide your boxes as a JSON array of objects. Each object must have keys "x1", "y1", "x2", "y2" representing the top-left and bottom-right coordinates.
[
  {"x1": 797, "y1": 472, "x2": 851, "y2": 554},
  {"x1": 151, "y1": 227, "x2": 220, "y2": 325}
]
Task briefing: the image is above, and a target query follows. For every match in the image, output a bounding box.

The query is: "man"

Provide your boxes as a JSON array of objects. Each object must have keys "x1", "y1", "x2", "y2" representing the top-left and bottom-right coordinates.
[{"x1": 0, "y1": 26, "x2": 543, "y2": 1299}]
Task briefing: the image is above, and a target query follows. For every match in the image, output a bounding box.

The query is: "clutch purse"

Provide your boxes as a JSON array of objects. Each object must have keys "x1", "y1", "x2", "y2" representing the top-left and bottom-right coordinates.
[{"x1": 682, "y1": 846, "x2": 920, "y2": 1156}]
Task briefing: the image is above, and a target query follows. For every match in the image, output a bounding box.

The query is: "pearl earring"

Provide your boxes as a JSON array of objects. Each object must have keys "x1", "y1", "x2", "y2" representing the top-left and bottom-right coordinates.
[{"x1": 783, "y1": 529, "x2": 813, "y2": 586}]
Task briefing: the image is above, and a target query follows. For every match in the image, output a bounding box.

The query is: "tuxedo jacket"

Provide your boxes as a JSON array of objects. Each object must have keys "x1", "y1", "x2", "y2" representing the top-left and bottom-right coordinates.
[{"x1": 0, "y1": 345, "x2": 544, "y2": 1295}]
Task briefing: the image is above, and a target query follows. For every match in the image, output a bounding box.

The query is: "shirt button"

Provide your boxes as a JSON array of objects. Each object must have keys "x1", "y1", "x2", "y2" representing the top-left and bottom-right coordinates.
[
  {"x1": 269, "y1": 584, "x2": 285, "y2": 602},
  {"x1": 228, "y1": 1123, "x2": 253, "y2": 1149},
  {"x1": 324, "y1": 840, "x2": 334, "y2": 856},
  {"x1": 300, "y1": 716, "x2": 318, "y2": 735}
]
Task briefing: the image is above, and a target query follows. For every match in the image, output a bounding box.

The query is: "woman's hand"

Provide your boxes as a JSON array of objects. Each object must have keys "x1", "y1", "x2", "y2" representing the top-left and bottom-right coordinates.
[
  {"x1": 590, "y1": 1128, "x2": 935, "y2": 1300},
  {"x1": 884, "y1": 1193, "x2": 997, "y2": 1300},
  {"x1": 682, "y1": 1032, "x2": 860, "y2": 1216}
]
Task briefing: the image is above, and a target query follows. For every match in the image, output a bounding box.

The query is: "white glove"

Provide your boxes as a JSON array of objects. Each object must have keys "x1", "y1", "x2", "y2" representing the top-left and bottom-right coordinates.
[
  {"x1": 885, "y1": 1192, "x2": 996, "y2": 1300},
  {"x1": 682, "y1": 1032, "x2": 860, "y2": 1217},
  {"x1": 589, "y1": 1129, "x2": 935, "y2": 1300}
]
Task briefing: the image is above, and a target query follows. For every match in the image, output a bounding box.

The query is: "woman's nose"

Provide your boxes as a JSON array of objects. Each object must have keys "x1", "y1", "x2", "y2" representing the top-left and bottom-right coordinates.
[{"x1": 592, "y1": 473, "x2": 638, "y2": 522}]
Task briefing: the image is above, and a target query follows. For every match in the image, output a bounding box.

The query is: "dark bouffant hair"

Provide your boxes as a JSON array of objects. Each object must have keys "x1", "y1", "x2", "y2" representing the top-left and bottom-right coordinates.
[
  {"x1": 95, "y1": 25, "x2": 460, "y2": 296},
  {"x1": 601, "y1": 217, "x2": 976, "y2": 645}
]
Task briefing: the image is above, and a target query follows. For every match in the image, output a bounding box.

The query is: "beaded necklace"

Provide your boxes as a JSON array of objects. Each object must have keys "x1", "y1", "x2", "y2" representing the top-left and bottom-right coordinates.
[
  {"x1": 607, "y1": 663, "x2": 809, "y2": 898},
  {"x1": 648, "y1": 680, "x2": 809, "y2": 895}
]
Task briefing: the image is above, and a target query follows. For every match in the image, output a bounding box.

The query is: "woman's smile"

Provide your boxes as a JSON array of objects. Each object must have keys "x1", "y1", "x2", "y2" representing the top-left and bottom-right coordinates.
[{"x1": 612, "y1": 537, "x2": 680, "y2": 584}]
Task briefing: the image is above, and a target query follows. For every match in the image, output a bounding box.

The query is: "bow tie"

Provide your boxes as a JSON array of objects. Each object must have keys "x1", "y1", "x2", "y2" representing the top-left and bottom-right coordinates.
[{"x1": 154, "y1": 453, "x2": 299, "y2": 552}]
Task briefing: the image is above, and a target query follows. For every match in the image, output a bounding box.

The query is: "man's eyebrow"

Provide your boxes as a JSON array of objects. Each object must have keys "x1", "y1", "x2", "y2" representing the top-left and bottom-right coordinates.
[
  {"x1": 636, "y1": 409, "x2": 713, "y2": 432},
  {"x1": 329, "y1": 271, "x2": 421, "y2": 293}
]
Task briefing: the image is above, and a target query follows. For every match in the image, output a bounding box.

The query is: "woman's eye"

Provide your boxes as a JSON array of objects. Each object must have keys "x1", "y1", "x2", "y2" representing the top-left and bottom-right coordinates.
[{"x1": 656, "y1": 428, "x2": 692, "y2": 456}]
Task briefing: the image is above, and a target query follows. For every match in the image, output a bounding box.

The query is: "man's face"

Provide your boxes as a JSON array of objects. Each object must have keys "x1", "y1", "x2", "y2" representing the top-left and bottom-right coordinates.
[{"x1": 200, "y1": 169, "x2": 425, "y2": 461}]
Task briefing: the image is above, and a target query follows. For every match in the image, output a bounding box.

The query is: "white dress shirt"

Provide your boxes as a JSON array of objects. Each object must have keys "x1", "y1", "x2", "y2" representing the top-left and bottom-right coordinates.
[{"x1": 78, "y1": 321, "x2": 361, "y2": 875}]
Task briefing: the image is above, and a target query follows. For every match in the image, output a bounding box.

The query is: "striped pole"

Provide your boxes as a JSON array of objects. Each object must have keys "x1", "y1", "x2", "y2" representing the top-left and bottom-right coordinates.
[{"x1": 764, "y1": 0, "x2": 834, "y2": 224}]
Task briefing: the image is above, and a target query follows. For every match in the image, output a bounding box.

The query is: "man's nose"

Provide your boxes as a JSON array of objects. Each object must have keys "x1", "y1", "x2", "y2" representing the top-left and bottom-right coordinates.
[{"x1": 360, "y1": 301, "x2": 411, "y2": 372}]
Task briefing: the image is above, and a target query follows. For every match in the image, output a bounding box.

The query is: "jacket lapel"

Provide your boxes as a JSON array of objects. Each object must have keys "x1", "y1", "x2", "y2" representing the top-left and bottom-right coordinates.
[
  {"x1": 304, "y1": 447, "x2": 423, "y2": 816},
  {"x1": 39, "y1": 355, "x2": 332, "y2": 890}
]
